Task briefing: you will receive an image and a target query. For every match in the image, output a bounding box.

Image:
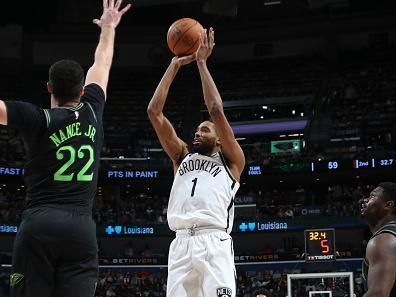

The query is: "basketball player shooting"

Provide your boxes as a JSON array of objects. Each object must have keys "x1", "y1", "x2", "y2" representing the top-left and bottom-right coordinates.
[
  {"x1": 0, "y1": 1, "x2": 130, "y2": 297},
  {"x1": 361, "y1": 182, "x2": 396, "y2": 297},
  {"x1": 148, "y1": 27, "x2": 245, "y2": 297}
]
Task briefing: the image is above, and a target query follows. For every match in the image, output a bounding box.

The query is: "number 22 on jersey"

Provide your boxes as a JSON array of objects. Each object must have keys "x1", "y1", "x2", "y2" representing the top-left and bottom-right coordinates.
[{"x1": 54, "y1": 145, "x2": 94, "y2": 182}]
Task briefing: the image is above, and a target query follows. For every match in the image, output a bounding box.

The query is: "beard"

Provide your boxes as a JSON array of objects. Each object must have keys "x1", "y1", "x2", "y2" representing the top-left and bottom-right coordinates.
[
  {"x1": 192, "y1": 139, "x2": 216, "y2": 155},
  {"x1": 360, "y1": 204, "x2": 383, "y2": 227}
]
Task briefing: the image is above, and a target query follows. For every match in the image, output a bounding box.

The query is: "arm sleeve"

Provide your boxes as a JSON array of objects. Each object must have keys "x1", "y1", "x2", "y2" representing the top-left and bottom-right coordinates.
[
  {"x1": 81, "y1": 83, "x2": 106, "y2": 121},
  {"x1": 5, "y1": 101, "x2": 46, "y2": 133}
]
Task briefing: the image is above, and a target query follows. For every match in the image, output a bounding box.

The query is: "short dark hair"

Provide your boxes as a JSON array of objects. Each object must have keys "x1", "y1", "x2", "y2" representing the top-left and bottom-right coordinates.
[
  {"x1": 378, "y1": 182, "x2": 396, "y2": 202},
  {"x1": 48, "y1": 59, "x2": 84, "y2": 105},
  {"x1": 254, "y1": 288, "x2": 271, "y2": 297}
]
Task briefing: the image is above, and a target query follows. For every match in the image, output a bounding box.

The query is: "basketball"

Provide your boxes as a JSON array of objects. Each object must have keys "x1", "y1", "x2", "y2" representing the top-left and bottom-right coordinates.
[{"x1": 167, "y1": 18, "x2": 204, "y2": 57}]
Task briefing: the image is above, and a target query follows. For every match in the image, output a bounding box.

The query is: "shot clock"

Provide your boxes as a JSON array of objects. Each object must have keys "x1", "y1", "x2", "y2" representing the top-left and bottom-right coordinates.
[{"x1": 304, "y1": 228, "x2": 336, "y2": 262}]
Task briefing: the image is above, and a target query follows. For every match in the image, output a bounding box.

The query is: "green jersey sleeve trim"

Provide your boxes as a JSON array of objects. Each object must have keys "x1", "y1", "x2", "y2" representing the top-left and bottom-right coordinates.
[
  {"x1": 86, "y1": 102, "x2": 98, "y2": 123},
  {"x1": 43, "y1": 109, "x2": 51, "y2": 128}
]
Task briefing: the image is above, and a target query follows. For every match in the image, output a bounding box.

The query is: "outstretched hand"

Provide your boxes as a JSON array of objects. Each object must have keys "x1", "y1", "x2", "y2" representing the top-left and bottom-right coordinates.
[
  {"x1": 93, "y1": 0, "x2": 132, "y2": 28},
  {"x1": 196, "y1": 27, "x2": 215, "y2": 62}
]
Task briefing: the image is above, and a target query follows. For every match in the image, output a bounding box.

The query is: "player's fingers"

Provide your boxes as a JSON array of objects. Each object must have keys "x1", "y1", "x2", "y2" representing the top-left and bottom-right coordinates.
[
  {"x1": 115, "y1": 0, "x2": 122, "y2": 9},
  {"x1": 93, "y1": 19, "x2": 101, "y2": 26},
  {"x1": 200, "y1": 29, "x2": 206, "y2": 47},
  {"x1": 209, "y1": 27, "x2": 214, "y2": 47},
  {"x1": 119, "y1": 3, "x2": 131, "y2": 15},
  {"x1": 186, "y1": 54, "x2": 195, "y2": 62},
  {"x1": 103, "y1": 0, "x2": 108, "y2": 9},
  {"x1": 198, "y1": 32, "x2": 203, "y2": 46},
  {"x1": 109, "y1": 0, "x2": 115, "y2": 9}
]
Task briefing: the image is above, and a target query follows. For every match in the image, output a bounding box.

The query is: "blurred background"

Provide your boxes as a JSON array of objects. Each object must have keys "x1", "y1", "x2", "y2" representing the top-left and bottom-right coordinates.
[{"x1": 1, "y1": 0, "x2": 396, "y2": 296}]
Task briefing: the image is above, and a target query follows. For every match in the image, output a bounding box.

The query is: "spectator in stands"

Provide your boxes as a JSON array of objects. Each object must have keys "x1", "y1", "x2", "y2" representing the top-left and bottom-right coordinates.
[
  {"x1": 124, "y1": 241, "x2": 134, "y2": 257},
  {"x1": 142, "y1": 244, "x2": 153, "y2": 257}
]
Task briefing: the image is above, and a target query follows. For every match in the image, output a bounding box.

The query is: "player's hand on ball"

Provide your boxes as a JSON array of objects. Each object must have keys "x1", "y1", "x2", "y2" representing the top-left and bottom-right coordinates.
[
  {"x1": 93, "y1": 0, "x2": 131, "y2": 28},
  {"x1": 196, "y1": 27, "x2": 215, "y2": 62},
  {"x1": 171, "y1": 54, "x2": 196, "y2": 67}
]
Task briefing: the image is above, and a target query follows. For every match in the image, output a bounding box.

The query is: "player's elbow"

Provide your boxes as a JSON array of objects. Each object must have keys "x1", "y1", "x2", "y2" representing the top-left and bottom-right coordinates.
[
  {"x1": 147, "y1": 106, "x2": 155, "y2": 116},
  {"x1": 147, "y1": 106, "x2": 161, "y2": 120}
]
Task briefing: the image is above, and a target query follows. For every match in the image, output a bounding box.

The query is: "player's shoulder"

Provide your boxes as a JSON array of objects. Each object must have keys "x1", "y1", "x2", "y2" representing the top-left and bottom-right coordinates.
[
  {"x1": 176, "y1": 151, "x2": 192, "y2": 163},
  {"x1": 7, "y1": 100, "x2": 40, "y2": 109},
  {"x1": 83, "y1": 83, "x2": 105, "y2": 93},
  {"x1": 4, "y1": 100, "x2": 46, "y2": 118},
  {"x1": 82, "y1": 83, "x2": 106, "y2": 102},
  {"x1": 80, "y1": 83, "x2": 106, "y2": 118},
  {"x1": 5, "y1": 100, "x2": 47, "y2": 131},
  {"x1": 373, "y1": 223, "x2": 396, "y2": 239},
  {"x1": 368, "y1": 232, "x2": 396, "y2": 258}
]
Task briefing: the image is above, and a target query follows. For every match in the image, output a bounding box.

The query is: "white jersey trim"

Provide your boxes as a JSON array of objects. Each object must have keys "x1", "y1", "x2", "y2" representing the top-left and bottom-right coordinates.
[{"x1": 218, "y1": 151, "x2": 237, "y2": 189}]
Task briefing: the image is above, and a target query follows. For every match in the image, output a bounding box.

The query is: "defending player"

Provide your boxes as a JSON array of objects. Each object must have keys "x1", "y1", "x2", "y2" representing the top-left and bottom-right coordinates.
[
  {"x1": 148, "y1": 28, "x2": 245, "y2": 297},
  {"x1": 361, "y1": 182, "x2": 396, "y2": 297},
  {"x1": 0, "y1": 1, "x2": 130, "y2": 296}
]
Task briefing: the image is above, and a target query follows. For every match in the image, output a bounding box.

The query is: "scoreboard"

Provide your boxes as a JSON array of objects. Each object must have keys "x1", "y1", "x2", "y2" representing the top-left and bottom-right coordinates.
[
  {"x1": 310, "y1": 158, "x2": 394, "y2": 172},
  {"x1": 247, "y1": 157, "x2": 396, "y2": 175},
  {"x1": 304, "y1": 228, "x2": 336, "y2": 262}
]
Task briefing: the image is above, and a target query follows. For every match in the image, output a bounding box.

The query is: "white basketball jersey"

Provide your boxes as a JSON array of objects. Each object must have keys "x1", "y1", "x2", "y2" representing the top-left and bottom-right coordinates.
[{"x1": 167, "y1": 152, "x2": 240, "y2": 233}]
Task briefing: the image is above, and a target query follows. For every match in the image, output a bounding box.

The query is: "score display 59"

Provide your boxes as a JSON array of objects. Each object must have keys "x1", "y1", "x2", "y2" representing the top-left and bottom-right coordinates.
[
  {"x1": 310, "y1": 158, "x2": 395, "y2": 172},
  {"x1": 304, "y1": 228, "x2": 336, "y2": 262}
]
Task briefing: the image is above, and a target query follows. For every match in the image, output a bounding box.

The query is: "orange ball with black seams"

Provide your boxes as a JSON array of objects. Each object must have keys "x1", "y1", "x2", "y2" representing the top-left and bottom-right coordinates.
[{"x1": 167, "y1": 18, "x2": 204, "y2": 57}]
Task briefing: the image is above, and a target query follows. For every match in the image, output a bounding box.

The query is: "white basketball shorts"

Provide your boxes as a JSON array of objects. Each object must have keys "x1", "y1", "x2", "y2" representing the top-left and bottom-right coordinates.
[{"x1": 167, "y1": 229, "x2": 236, "y2": 297}]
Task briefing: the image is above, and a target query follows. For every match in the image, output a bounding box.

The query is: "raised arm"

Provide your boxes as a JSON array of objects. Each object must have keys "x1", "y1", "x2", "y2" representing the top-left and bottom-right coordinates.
[
  {"x1": 196, "y1": 28, "x2": 245, "y2": 181},
  {"x1": 0, "y1": 100, "x2": 7, "y2": 125},
  {"x1": 84, "y1": 0, "x2": 131, "y2": 97},
  {"x1": 363, "y1": 233, "x2": 396, "y2": 297},
  {"x1": 147, "y1": 56, "x2": 195, "y2": 169}
]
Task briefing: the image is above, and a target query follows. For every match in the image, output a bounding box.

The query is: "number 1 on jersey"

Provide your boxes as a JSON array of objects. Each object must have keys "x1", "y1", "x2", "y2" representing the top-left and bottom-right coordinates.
[{"x1": 191, "y1": 177, "x2": 198, "y2": 197}]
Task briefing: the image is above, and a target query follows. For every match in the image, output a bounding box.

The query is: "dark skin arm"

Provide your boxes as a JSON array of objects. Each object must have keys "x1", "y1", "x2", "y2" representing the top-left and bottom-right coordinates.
[
  {"x1": 364, "y1": 233, "x2": 396, "y2": 297},
  {"x1": 147, "y1": 55, "x2": 195, "y2": 172},
  {"x1": 196, "y1": 28, "x2": 245, "y2": 181}
]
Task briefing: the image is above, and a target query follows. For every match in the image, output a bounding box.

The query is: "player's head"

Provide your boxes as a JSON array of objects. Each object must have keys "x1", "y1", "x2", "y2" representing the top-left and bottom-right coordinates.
[
  {"x1": 192, "y1": 120, "x2": 221, "y2": 155},
  {"x1": 47, "y1": 59, "x2": 85, "y2": 105},
  {"x1": 361, "y1": 182, "x2": 396, "y2": 224},
  {"x1": 254, "y1": 288, "x2": 271, "y2": 297}
]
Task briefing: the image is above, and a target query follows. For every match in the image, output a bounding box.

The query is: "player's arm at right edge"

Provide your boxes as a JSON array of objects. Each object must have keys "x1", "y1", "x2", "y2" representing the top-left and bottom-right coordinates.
[
  {"x1": 363, "y1": 233, "x2": 396, "y2": 297},
  {"x1": 147, "y1": 57, "x2": 194, "y2": 170},
  {"x1": 85, "y1": 0, "x2": 131, "y2": 97},
  {"x1": 196, "y1": 28, "x2": 245, "y2": 181},
  {"x1": 0, "y1": 100, "x2": 7, "y2": 125}
]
